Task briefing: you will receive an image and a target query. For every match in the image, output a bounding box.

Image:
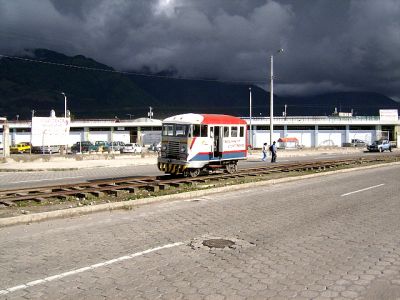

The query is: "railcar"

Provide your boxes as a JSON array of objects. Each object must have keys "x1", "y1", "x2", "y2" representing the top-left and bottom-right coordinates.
[{"x1": 157, "y1": 113, "x2": 247, "y2": 177}]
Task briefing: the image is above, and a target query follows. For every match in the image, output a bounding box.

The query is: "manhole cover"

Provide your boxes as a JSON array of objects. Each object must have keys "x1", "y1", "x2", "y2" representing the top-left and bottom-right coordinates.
[{"x1": 202, "y1": 239, "x2": 235, "y2": 249}]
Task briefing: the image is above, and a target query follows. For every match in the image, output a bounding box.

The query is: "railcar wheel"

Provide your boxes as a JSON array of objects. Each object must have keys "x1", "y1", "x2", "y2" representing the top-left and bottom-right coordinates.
[
  {"x1": 185, "y1": 168, "x2": 201, "y2": 178},
  {"x1": 226, "y1": 162, "x2": 238, "y2": 174}
]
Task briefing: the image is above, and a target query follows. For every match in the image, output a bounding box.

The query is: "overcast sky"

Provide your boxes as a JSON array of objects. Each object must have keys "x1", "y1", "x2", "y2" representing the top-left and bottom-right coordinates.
[{"x1": 0, "y1": 0, "x2": 400, "y2": 100}]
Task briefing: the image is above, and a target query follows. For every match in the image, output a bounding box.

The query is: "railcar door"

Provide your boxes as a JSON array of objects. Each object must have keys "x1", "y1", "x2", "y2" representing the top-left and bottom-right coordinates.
[{"x1": 210, "y1": 126, "x2": 222, "y2": 158}]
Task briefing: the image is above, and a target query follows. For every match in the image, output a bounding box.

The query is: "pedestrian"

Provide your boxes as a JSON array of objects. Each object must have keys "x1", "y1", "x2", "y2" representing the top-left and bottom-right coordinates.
[
  {"x1": 270, "y1": 141, "x2": 277, "y2": 163},
  {"x1": 261, "y1": 143, "x2": 268, "y2": 161}
]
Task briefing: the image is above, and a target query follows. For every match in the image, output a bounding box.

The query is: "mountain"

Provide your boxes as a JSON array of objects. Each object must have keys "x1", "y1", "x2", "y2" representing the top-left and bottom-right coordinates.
[
  {"x1": 0, "y1": 49, "x2": 398, "y2": 119},
  {"x1": 0, "y1": 49, "x2": 161, "y2": 118}
]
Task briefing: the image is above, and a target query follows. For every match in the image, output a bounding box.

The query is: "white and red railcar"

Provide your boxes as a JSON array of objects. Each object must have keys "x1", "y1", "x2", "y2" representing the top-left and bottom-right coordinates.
[{"x1": 157, "y1": 113, "x2": 247, "y2": 177}]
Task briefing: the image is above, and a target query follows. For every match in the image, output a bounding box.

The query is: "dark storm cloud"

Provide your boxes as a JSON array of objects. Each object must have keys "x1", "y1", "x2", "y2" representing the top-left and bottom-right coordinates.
[{"x1": 0, "y1": 0, "x2": 399, "y2": 99}]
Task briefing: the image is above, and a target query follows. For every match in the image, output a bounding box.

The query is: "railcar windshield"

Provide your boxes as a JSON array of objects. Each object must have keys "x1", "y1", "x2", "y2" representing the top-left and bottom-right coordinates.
[{"x1": 162, "y1": 124, "x2": 190, "y2": 137}]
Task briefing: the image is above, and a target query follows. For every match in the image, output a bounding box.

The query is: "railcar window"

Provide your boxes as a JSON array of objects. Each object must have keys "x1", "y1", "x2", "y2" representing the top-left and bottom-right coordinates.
[
  {"x1": 192, "y1": 125, "x2": 200, "y2": 137},
  {"x1": 176, "y1": 124, "x2": 189, "y2": 137},
  {"x1": 224, "y1": 126, "x2": 229, "y2": 137},
  {"x1": 200, "y1": 125, "x2": 208, "y2": 137},
  {"x1": 231, "y1": 126, "x2": 238, "y2": 137},
  {"x1": 162, "y1": 124, "x2": 174, "y2": 136},
  {"x1": 239, "y1": 126, "x2": 244, "y2": 137}
]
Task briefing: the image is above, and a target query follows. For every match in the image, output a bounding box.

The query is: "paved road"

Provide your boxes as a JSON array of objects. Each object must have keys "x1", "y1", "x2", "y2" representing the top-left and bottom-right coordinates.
[
  {"x1": 0, "y1": 151, "x2": 390, "y2": 190},
  {"x1": 1, "y1": 164, "x2": 400, "y2": 299}
]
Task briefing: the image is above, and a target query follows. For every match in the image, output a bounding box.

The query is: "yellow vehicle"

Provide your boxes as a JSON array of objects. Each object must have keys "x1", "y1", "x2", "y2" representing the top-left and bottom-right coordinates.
[{"x1": 10, "y1": 142, "x2": 31, "y2": 154}]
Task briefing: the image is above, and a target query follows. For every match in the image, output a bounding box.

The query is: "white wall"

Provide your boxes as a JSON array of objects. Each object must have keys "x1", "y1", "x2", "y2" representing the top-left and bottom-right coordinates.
[
  {"x1": 71, "y1": 130, "x2": 130, "y2": 144},
  {"x1": 251, "y1": 130, "x2": 283, "y2": 148},
  {"x1": 68, "y1": 132, "x2": 83, "y2": 146},
  {"x1": 4, "y1": 128, "x2": 394, "y2": 149},
  {"x1": 251, "y1": 130, "x2": 315, "y2": 148},
  {"x1": 348, "y1": 130, "x2": 374, "y2": 144},
  {"x1": 13, "y1": 133, "x2": 31, "y2": 145},
  {"x1": 142, "y1": 131, "x2": 161, "y2": 145},
  {"x1": 286, "y1": 131, "x2": 313, "y2": 147},
  {"x1": 317, "y1": 131, "x2": 344, "y2": 147},
  {"x1": 88, "y1": 131, "x2": 109, "y2": 143},
  {"x1": 112, "y1": 131, "x2": 130, "y2": 144}
]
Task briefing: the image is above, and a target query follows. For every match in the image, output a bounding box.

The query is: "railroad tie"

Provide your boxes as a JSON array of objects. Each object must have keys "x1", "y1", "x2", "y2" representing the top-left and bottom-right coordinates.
[
  {"x1": 158, "y1": 184, "x2": 170, "y2": 190},
  {"x1": 0, "y1": 199, "x2": 16, "y2": 207},
  {"x1": 105, "y1": 190, "x2": 126, "y2": 197},
  {"x1": 125, "y1": 187, "x2": 139, "y2": 194},
  {"x1": 90, "y1": 191, "x2": 105, "y2": 198},
  {"x1": 76, "y1": 192, "x2": 89, "y2": 199},
  {"x1": 32, "y1": 197, "x2": 46, "y2": 203}
]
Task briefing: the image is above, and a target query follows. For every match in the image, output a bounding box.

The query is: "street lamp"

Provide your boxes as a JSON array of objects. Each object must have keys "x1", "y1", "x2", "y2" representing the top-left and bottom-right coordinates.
[
  {"x1": 61, "y1": 92, "x2": 67, "y2": 118},
  {"x1": 269, "y1": 48, "x2": 284, "y2": 146}
]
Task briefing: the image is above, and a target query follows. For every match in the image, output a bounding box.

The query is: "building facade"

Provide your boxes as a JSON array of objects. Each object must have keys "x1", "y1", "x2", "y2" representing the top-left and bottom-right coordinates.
[
  {"x1": 1, "y1": 115, "x2": 399, "y2": 148},
  {"x1": 245, "y1": 116, "x2": 400, "y2": 148}
]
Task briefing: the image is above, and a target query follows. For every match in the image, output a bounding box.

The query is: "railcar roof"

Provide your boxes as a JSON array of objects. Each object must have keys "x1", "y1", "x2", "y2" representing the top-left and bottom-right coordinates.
[{"x1": 163, "y1": 113, "x2": 246, "y2": 125}]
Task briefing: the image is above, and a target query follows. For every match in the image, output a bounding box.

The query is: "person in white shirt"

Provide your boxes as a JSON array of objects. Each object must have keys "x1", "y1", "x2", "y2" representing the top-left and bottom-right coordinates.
[{"x1": 261, "y1": 143, "x2": 268, "y2": 161}]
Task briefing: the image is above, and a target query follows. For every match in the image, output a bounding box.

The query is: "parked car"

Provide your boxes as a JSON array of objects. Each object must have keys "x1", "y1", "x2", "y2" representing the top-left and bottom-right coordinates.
[
  {"x1": 350, "y1": 139, "x2": 367, "y2": 147},
  {"x1": 71, "y1": 141, "x2": 96, "y2": 153},
  {"x1": 10, "y1": 142, "x2": 31, "y2": 154},
  {"x1": 367, "y1": 139, "x2": 392, "y2": 152},
  {"x1": 108, "y1": 141, "x2": 125, "y2": 152},
  {"x1": 31, "y1": 145, "x2": 60, "y2": 154},
  {"x1": 94, "y1": 141, "x2": 109, "y2": 152},
  {"x1": 148, "y1": 142, "x2": 161, "y2": 152},
  {"x1": 122, "y1": 143, "x2": 142, "y2": 153}
]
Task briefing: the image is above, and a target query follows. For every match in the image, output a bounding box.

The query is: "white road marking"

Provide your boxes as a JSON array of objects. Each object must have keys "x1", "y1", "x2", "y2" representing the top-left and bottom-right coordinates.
[
  {"x1": 341, "y1": 184, "x2": 385, "y2": 197},
  {"x1": 10, "y1": 176, "x2": 84, "y2": 184},
  {"x1": 0, "y1": 241, "x2": 183, "y2": 295}
]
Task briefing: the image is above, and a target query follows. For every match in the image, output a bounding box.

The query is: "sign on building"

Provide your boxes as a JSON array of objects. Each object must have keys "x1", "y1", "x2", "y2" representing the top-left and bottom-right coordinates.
[
  {"x1": 31, "y1": 117, "x2": 71, "y2": 146},
  {"x1": 379, "y1": 109, "x2": 398, "y2": 121}
]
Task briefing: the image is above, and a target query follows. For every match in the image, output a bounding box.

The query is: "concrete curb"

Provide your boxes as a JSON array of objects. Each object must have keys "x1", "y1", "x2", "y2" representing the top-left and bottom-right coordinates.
[{"x1": 1, "y1": 161, "x2": 399, "y2": 227}]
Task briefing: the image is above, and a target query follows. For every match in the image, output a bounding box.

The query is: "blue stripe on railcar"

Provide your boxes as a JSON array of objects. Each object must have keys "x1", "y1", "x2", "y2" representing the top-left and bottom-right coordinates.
[{"x1": 190, "y1": 152, "x2": 246, "y2": 161}]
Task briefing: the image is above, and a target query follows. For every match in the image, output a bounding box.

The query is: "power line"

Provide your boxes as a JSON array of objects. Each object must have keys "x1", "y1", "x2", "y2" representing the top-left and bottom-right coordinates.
[{"x1": 0, "y1": 53, "x2": 267, "y2": 84}]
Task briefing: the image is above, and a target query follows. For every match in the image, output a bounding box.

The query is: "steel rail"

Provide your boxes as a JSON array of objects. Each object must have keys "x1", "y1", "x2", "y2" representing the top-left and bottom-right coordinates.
[{"x1": 0, "y1": 153, "x2": 398, "y2": 206}]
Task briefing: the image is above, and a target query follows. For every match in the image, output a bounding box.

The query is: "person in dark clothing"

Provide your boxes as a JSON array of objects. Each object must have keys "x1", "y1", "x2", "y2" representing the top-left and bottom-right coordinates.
[{"x1": 270, "y1": 141, "x2": 277, "y2": 163}]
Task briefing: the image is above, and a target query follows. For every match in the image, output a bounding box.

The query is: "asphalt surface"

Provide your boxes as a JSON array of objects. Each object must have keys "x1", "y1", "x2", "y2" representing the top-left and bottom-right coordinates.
[
  {"x1": 0, "y1": 151, "x2": 391, "y2": 190},
  {"x1": 0, "y1": 164, "x2": 399, "y2": 299}
]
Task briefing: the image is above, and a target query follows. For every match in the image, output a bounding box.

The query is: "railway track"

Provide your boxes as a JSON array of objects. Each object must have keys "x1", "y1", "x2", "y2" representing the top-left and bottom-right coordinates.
[{"x1": 0, "y1": 153, "x2": 399, "y2": 207}]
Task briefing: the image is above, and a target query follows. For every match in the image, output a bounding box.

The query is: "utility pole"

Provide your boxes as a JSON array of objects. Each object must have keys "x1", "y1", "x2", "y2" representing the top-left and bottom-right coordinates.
[
  {"x1": 269, "y1": 49, "x2": 283, "y2": 146},
  {"x1": 269, "y1": 55, "x2": 274, "y2": 146},
  {"x1": 249, "y1": 87, "x2": 252, "y2": 150},
  {"x1": 61, "y1": 92, "x2": 67, "y2": 118},
  {"x1": 2, "y1": 118, "x2": 10, "y2": 158}
]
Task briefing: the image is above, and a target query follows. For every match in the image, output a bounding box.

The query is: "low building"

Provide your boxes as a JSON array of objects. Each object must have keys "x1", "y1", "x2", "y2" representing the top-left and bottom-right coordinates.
[
  {"x1": 245, "y1": 115, "x2": 400, "y2": 148},
  {"x1": 0, "y1": 117, "x2": 162, "y2": 147},
  {"x1": 1, "y1": 113, "x2": 399, "y2": 149}
]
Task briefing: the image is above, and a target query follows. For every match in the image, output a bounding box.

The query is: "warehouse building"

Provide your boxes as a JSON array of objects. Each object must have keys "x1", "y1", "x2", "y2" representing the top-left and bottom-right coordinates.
[{"x1": 1, "y1": 110, "x2": 399, "y2": 149}]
